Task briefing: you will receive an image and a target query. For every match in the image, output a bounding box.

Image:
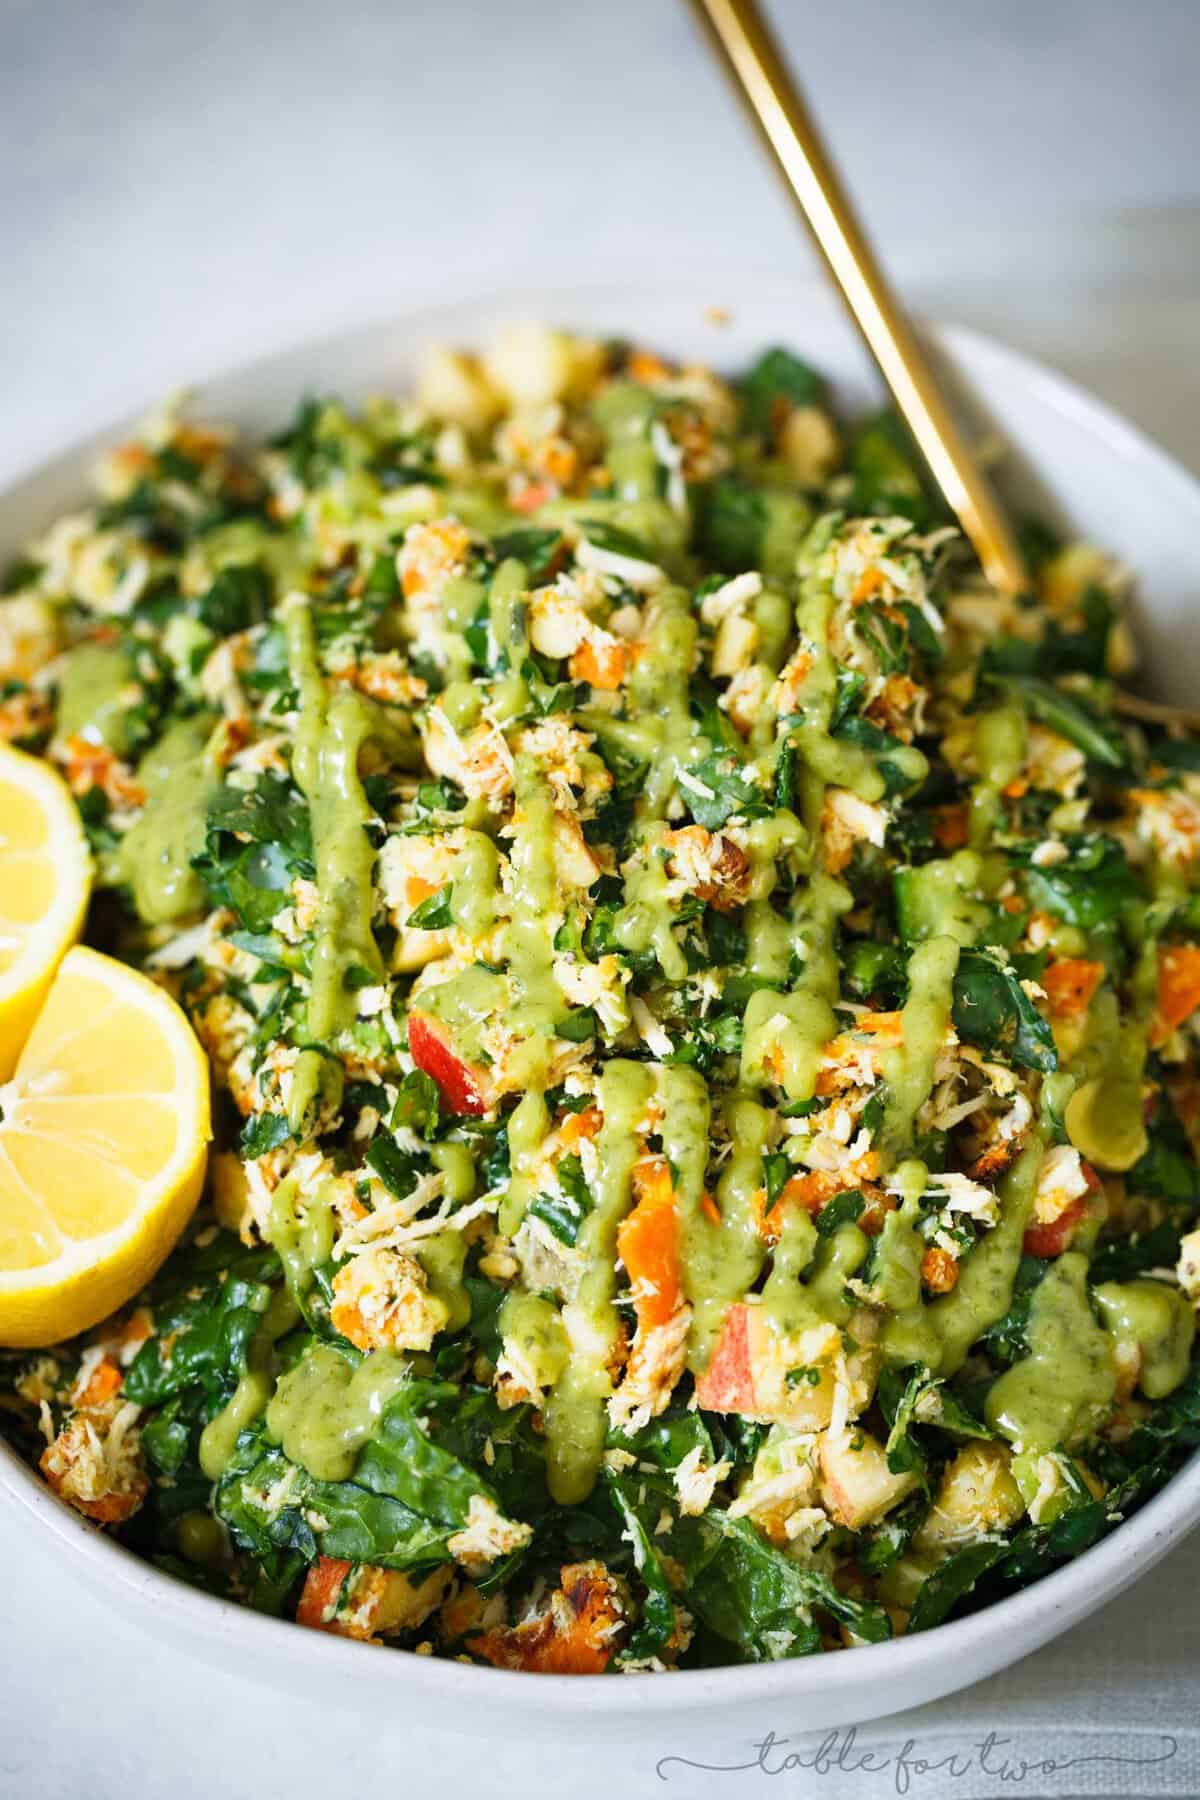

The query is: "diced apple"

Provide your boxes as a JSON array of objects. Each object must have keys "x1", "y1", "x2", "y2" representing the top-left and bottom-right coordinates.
[
  {"x1": 1023, "y1": 1195, "x2": 1087, "y2": 1257},
  {"x1": 695, "y1": 1304, "x2": 862, "y2": 1430},
  {"x1": 913, "y1": 1442, "x2": 1025, "y2": 1555},
  {"x1": 413, "y1": 345, "x2": 502, "y2": 432},
  {"x1": 694, "y1": 1303, "x2": 756, "y2": 1413},
  {"x1": 407, "y1": 1008, "x2": 495, "y2": 1116},
  {"x1": 818, "y1": 1428, "x2": 918, "y2": 1529}
]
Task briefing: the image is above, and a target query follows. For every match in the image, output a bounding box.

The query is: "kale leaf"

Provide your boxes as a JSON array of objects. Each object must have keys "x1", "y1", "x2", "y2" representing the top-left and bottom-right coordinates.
[
  {"x1": 196, "y1": 565, "x2": 273, "y2": 637},
  {"x1": 124, "y1": 1230, "x2": 281, "y2": 1411},
  {"x1": 195, "y1": 773, "x2": 315, "y2": 932},
  {"x1": 528, "y1": 1152, "x2": 593, "y2": 1246},
  {"x1": 879, "y1": 1366, "x2": 994, "y2": 1476},
  {"x1": 848, "y1": 412, "x2": 939, "y2": 527},
  {"x1": 608, "y1": 1407, "x2": 718, "y2": 1474},
  {"x1": 978, "y1": 1254, "x2": 1050, "y2": 1364},
  {"x1": 739, "y1": 347, "x2": 824, "y2": 436},
  {"x1": 986, "y1": 674, "x2": 1129, "y2": 769},
  {"x1": 951, "y1": 947, "x2": 1058, "y2": 1073},
  {"x1": 698, "y1": 479, "x2": 766, "y2": 573},
  {"x1": 683, "y1": 752, "x2": 769, "y2": 829},
  {"x1": 671, "y1": 1508, "x2": 891, "y2": 1659},
  {"x1": 491, "y1": 527, "x2": 565, "y2": 583},
  {"x1": 216, "y1": 1379, "x2": 528, "y2": 1573},
  {"x1": 1012, "y1": 835, "x2": 1140, "y2": 929},
  {"x1": 407, "y1": 885, "x2": 454, "y2": 930},
  {"x1": 604, "y1": 1470, "x2": 678, "y2": 1660},
  {"x1": 981, "y1": 588, "x2": 1114, "y2": 681},
  {"x1": 907, "y1": 1541, "x2": 1006, "y2": 1631}
]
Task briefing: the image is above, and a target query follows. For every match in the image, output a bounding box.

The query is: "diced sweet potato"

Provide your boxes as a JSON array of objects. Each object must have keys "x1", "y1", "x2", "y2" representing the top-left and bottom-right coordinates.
[
  {"x1": 569, "y1": 637, "x2": 633, "y2": 691},
  {"x1": 920, "y1": 1247, "x2": 959, "y2": 1294},
  {"x1": 59, "y1": 734, "x2": 145, "y2": 808},
  {"x1": 72, "y1": 1354, "x2": 124, "y2": 1410},
  {"x1": 755, "y1": 1171, "x2": 835, "y2": 1243},
  {"x1": 296, "y1": 1556, "x2": 450, "y2": 1643},
  {"x1": 296, "y1": 1556, "x2": 353, "y2": 1631},
  {"x1": 931, "y1": 804, "x2": 968, "y2": 850},
  {"x1": 618, "y1": 1158, "x2": 683, "y2": 1333},
  {"x1": 559, "y1": 1105, "x2": 602, "y2": 1151},
  {"x1": 610, "y1": 1158, "x2": 691, "y2": 1430},
  {"x1": 755, "y1": 1170, "x2": 889, "y2": 1243},
  {"x1": 40, "y1": 1384, "x2": 148, "y2": 1527},
  {"x1": 467, "y1": 1561, "x2": 627, "y2": 1674},
  {"x1": 1042, "y1": 958, "x2": 1105, "y2": 1019},
  {"x1": 1150, "y1": 944, "x2": 1200, "y2": 1047}
]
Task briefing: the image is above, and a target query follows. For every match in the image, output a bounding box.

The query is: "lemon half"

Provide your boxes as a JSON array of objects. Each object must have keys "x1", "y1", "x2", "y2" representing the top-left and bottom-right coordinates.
[
  {"x1": 0, "y1": 743, "x2": 91, "y2": 1078},
  {"x1": 0, "y1": 945, "x2": 211, "y2": 1346}
]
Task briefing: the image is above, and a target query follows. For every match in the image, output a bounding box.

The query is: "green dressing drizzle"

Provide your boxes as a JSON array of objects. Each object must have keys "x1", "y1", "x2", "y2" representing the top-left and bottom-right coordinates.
[
  {"x1": 985, "y1": 1251, "x2": 1117, "y2": 1452},
  {"x1": 1094, "y1": 1278, "x2": 1195, "y2": 1401},
  {"x1": 881, "y1": 1135, "x2": 1044, "y2": 1375},
  {"x1": 265, "y1": 1341, "x2": 411, "y2": 1483},
  {"x1": 284, "y1": 602, "x2": 416, "y2": 1125},
  {"x1": 197, "y1": 1284, "x2": 300, "y2": 1479},
  {"x1": 120, "y1": 713, "x2": 220, "y2": 923},
  {"x1": 543, "y1": 1059, "x2": 654, "y2": 1503},
  {"x1": 56, "y1": 642, "x2": 139, "y2": 755}
]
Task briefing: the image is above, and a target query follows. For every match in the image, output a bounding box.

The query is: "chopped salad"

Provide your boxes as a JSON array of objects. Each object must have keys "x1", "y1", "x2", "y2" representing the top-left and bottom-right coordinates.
[{"x1": 3, "y1": 324, "x2": 1200, "y2": 1669}]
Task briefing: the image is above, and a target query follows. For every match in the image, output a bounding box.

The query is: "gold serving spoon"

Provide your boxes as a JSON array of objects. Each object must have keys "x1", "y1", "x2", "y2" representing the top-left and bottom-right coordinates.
[{"x1": 690, "y1": 0, "x2": 1200, "y2": 730}]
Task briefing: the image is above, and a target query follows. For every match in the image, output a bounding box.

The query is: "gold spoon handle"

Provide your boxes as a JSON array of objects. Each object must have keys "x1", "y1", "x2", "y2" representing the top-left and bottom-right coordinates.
[{"x1": 691, "y1": 0, "x2": 1029, "y2": 597}]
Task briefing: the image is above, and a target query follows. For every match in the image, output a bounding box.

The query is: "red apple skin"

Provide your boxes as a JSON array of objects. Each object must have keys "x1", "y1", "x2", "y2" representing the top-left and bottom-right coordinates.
[
  {"x1": 1023, "y1": 1161, "x2": 1101, "y2": 1257},
  {"x1": 1023, "y1": 1194, "x2": 1087, "y2": 1257},
  {"x1": 694, "y1": 1303, "x2": 757, "y2": 1412},
  {"x1": 407, "y1": 1009, "x2": 493, "y2": 1116}
]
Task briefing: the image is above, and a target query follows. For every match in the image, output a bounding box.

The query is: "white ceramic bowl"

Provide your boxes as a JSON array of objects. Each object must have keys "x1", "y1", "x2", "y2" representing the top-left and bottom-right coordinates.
[{"x1": 4, "y1": 284, "x2": 1200, "y2": 1739}]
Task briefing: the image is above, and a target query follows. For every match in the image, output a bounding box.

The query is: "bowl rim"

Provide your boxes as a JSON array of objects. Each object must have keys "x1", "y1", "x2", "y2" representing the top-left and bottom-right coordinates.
[
  {"x1": 7, "y1": 275, "x2": 1200, "y2": 520},
  {"x1": 4, "y1": 287, "x2": 1200, "y2": 1719},
  {"x1": 4, "y1": 1426, "x2": 1199, "y2": 1716},
  {"x1": 934, "y1": 317, "x2": 1200, "y2": 517}
]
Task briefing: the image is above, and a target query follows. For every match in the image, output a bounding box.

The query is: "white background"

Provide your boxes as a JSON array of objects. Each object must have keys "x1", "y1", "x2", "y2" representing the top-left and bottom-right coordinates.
[
  {"x1": 3, "y1": 3, "x2": 1200, "y2": 1796},
  {"x1": 3, "y1": 0, "x2": 1200, "y2": 481}
]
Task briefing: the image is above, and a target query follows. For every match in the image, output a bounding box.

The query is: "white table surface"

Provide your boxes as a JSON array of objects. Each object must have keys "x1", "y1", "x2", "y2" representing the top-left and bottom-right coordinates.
[{"x1": 3, "y1": 3, "x2": 1200, "y2": 1794}]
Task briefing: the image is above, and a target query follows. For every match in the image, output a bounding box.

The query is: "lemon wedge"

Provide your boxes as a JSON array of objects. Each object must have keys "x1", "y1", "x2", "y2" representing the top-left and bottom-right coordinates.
[
  {"x1": 0, "y1": 945, "x2": 211, "y2": 1347},
  {"x1": 0, "y1": 742, "x2": 91, "y2": 1079}
]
